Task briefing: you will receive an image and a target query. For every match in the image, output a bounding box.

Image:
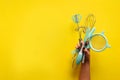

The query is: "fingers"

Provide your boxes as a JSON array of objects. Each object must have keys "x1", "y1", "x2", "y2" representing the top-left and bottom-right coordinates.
[
  {"x1": 75, "y1": 41, "x2": 84, "y2": 49},
  {"x1": 75, "y1": 41, "x2": 90, "y2": 63},
  {"x1": 80, "y1": 41, "x2": 84, "y2": 46},
  {"x1": 83, "y1": 48, "x2": 90, "y2": 55},
  {"x1": 75, "y1": 43, "x2": 80, "y2": 48},
  {"x1": 83, "y1": 48, "x2": 90, "y2": 63},
  {"x1": 75, "y1": 41, "x2": 90, "y2": 54}
]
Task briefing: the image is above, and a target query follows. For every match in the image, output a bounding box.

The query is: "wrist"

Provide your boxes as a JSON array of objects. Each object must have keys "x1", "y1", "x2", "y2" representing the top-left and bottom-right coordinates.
[{"x1": 81, "y1": 61, "x2": 90, "y2": 66}]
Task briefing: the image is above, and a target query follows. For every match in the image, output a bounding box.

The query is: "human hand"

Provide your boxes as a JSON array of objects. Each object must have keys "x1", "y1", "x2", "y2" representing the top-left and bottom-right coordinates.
[
  {"x1": 75, "y1": 41, "x2": 90, "y2": 64},
  {"x1": 76, "y1": 41, "x2": 90, "y2": 80}
]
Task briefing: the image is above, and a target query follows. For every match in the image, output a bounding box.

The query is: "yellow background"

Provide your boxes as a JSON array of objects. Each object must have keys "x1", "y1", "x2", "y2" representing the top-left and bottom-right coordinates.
[{"x1": 0, "y1": 0, "x2": 120, "y2": 80}]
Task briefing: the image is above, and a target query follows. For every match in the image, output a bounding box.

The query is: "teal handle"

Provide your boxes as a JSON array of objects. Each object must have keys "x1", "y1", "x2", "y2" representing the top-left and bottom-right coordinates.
[
  {"x1": 76, "y1": 51, "x2": 83, "y2": 64},
  {"x1": 88, "y1": 27, "x2": 95, "y2": 37}
]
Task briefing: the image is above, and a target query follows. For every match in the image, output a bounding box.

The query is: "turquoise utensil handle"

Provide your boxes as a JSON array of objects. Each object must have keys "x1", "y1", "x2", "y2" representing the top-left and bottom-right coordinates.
[{"x1": 76, "y1": 51, "x2": 83, "y2": 64}]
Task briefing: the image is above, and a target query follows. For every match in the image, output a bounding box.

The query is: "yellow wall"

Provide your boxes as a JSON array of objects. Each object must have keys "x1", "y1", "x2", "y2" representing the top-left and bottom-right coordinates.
[{"x1": 0, "y1": 0, "x2": 120, "y2": 80}]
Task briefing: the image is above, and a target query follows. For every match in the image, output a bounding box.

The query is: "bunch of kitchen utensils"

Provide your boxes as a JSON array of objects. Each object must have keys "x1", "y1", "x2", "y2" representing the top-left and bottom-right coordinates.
[{"x1": 72, "y1": 14, "x2": 111, "y2": 67}]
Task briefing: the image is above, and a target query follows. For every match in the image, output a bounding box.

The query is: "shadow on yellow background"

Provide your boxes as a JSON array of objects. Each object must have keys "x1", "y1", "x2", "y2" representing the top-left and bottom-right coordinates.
[{"x1": 0, "y1": 0, "x2": 120, "y2": 80}]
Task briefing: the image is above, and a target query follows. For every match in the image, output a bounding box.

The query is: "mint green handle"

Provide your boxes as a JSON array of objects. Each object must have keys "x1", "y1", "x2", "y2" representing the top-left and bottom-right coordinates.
[{"x1": 76, "y1": 52, "x2": 83, "y2": 64}]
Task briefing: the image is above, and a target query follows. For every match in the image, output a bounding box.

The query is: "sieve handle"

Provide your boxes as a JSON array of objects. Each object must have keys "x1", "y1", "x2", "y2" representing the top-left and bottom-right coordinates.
[{"x1": 82, "y1": 55, "x2": 85, "y2": 63}]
